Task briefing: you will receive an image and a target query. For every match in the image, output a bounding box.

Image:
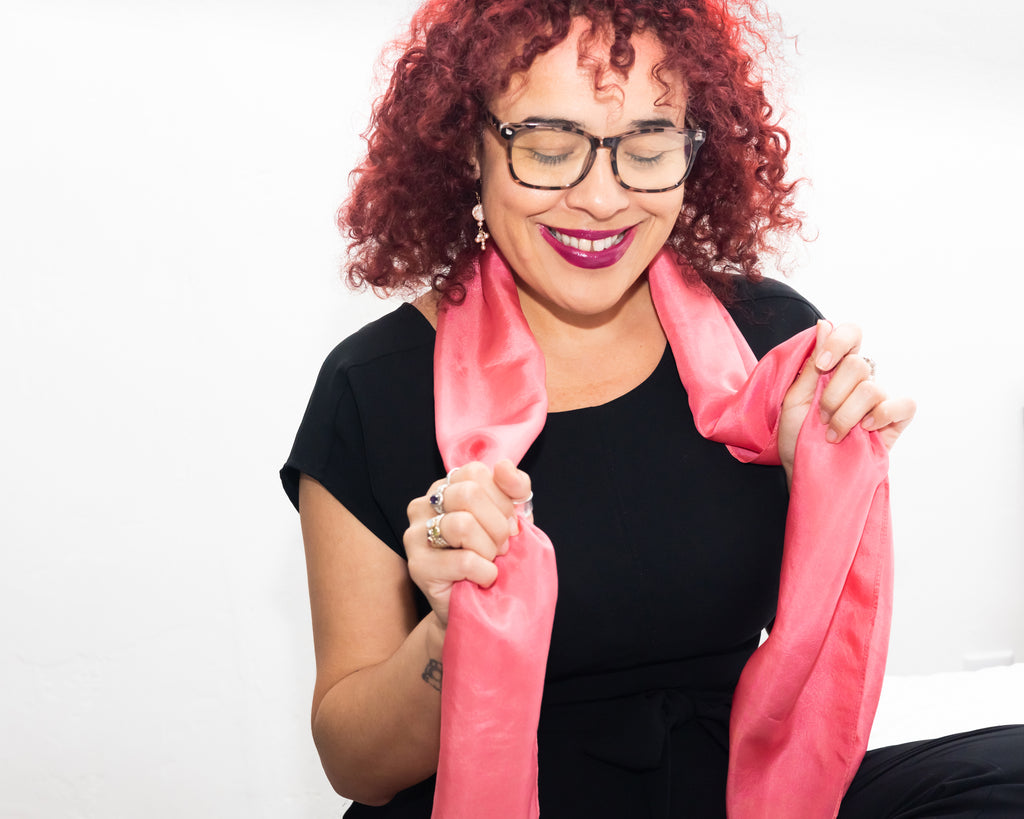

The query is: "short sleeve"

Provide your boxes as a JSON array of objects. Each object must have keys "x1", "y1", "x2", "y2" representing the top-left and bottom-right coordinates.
[
  {"x1": 280, "y1": 343, "x2": 399, "y2": 548},
  {"x1": 726, "y1": 276, "x2": 824, "y2": 358},
  {"x1": 280, "y1": 304, "x2": 443, "y2": 557}
]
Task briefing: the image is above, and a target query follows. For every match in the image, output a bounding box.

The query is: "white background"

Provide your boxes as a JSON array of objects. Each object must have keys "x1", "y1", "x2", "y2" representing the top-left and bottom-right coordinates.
[{"x1": 2, "y1": 1, "x2": 1022, "y2": 816}]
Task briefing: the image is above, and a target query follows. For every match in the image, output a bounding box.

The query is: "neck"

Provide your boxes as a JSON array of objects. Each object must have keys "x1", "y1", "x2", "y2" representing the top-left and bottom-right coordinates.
[
  {"x1": 512, "y1": 272, "x2": 667, "y2": 413},
  {"x1": 514, "y1": 272, "x2": 663, "y2": 357}
]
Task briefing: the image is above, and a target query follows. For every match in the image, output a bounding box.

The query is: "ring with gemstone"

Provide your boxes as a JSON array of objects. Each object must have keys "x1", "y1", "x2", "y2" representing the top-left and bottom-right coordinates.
[
  {"x1": 863, "y1": 356, "x2": 877, "y2": 379},
  {"x1": 428, "y1": 482, "x2": 448, "y2": 516},
  {"x1": 426, "y1": 514, "x2": 452, "y2": 549}
]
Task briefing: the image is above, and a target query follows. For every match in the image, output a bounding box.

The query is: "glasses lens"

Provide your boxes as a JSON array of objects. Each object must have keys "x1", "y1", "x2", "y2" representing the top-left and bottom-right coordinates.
[
  {"x1": 509, "y1": 128, "x2": 591, "y2": 188},
  {"x1": 616, "y1": 132, "x2": 693, "y2": 191}
]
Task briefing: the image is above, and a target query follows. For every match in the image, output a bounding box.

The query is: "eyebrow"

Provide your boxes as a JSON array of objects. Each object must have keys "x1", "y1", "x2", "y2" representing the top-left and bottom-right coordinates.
[{"x1": 520, "y1": 115, "x2": 679, "y2": 130}]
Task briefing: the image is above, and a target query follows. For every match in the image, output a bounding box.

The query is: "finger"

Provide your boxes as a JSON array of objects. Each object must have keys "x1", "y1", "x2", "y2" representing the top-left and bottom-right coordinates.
[
  {"x1": 439, "y1": 480, "x2": 514, "y2": 549},
  {"x1": 783, "y1": 320, "x2": 831, "y2": 409},
  {"x1": 493, "y1": 460, "x2": 533, "y2": 528},
  {"x1": 819, "y1": 354, "x2": 876, "y2": 421},
  {"x1": 434, "y1": 509, "x2": 504, "y2": 561},
  {"x1": 823, "y1": 378, "x2": 887, "y2": 443},
  {"x1": 405, "y1": 508, "x2": 503, "y2": 568},
  {"x1": 814, "y1": 321, "x2": 862, "y2": 372},
  {"x1": 447, "y1": 461, "x2": 516, "y2": 518},
  {"x1": 861, "y1": 395, "x2": 917, "y2": 432},
  {"x1": 407, "y1": 546, "x2": 500, "y2": 597},
  {"x1": 493, "y1": 459, "x2": 531, "y2": 500},
  {"x1": 877, "y1": 414, "x2": 915, "y2": 451}
]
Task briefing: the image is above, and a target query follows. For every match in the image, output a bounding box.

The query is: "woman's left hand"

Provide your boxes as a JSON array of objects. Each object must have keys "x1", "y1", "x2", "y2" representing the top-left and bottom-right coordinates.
[{"x1": 778, "y1": 320, "x2": 917, "y2": 481}]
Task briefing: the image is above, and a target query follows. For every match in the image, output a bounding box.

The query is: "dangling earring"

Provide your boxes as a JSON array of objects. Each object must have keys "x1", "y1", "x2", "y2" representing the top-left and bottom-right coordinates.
[{"x1": 472, "y1": 193, "x2": 489, "y2": 252}]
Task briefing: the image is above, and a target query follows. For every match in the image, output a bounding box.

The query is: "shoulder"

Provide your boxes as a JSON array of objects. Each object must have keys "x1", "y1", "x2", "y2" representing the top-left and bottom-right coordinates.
[
  {"x1": 281, "y1": 302, "x2": 440, "y2": 530},
  {"x1": 299, "y1": 301, "x2": 437, "y2": 462},
  {"x1": 311, "y1": 302, "x2": 436, "y2": 398},
  {"x1": 729, "y1": 274, "x2": 819, "y2": 315},
  {"x1": 724, "y1": 275, "x2": 823, "y2": 359},
  {"x1": 321, "y1": 302, "x2": 435, "y2": 375}
]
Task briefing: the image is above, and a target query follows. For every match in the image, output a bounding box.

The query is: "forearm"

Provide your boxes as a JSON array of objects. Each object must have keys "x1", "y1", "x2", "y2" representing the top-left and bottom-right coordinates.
[{"x1": 312, "y1": 612, "x2": 446, "y2": 805}]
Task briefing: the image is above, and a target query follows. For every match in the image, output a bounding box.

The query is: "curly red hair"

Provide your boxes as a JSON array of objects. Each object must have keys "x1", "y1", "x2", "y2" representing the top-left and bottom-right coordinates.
[{"x1": 341, "y1": 0, "x2": 801, "y2": 302}]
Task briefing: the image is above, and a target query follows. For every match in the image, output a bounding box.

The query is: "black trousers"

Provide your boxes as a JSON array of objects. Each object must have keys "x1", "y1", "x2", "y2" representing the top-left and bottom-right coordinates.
[
  {"x1": 344, "y1": 725, "x2": 1024, "y2": 817},
  {"x1": 839, "y1": 725, "x2": 1024, "y2": 818}
]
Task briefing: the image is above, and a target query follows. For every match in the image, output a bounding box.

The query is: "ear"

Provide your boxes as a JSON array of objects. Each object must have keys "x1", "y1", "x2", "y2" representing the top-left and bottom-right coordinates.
[{"x1": 469, "y1": 146, "x2": 481, "y2": 181}]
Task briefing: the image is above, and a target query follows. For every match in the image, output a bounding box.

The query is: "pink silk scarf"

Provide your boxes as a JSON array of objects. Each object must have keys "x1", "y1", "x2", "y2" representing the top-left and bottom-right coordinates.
[{"x1": 431, "y1": 246, "x2": 893, "y2": 819}]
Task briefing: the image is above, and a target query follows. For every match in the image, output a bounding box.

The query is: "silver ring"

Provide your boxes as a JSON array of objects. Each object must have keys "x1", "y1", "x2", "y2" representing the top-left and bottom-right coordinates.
[
  {"x1": 863, "y1": 356, "x2": 876, "y2": 379},
  {"x1": 428, "y1": 482, "x2": 448, "y2": 516},
  {"x1": 426, "y1": 514, "x2": 452, "y2": 549},
  {"x1": 513, "y1": 491, "x2": 534, "y2": 519}
]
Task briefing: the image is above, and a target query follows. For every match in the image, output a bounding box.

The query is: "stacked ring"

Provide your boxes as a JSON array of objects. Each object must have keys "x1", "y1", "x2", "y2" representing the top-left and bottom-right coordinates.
[
  {"x1": 863, "y1": 356, "x2": 877, "y2": 379},
  {"x1": 426, "y1": 514, "x2": 452, "y2": 549}
]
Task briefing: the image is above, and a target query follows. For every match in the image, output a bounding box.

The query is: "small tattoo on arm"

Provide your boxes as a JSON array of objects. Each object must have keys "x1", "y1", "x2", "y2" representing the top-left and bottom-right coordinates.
[{"x1": 422, "y1": 658, "x2": 443, "y2": 691}]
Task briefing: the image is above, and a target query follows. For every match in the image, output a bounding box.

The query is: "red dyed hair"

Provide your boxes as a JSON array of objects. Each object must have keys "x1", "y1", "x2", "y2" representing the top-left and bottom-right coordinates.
[{"x1": 341, "y1": 0, "x2": 801, "y2": 301}]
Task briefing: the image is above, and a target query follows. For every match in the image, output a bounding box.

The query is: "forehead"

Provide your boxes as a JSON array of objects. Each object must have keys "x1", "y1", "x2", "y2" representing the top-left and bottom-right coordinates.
[{"x1": 495, "y1": 20, "x2": 686, "y2": 126}]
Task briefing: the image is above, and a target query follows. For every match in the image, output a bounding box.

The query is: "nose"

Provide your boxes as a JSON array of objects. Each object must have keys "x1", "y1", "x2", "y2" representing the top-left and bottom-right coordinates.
[{"x1": 564, "y1": 147, "x2": 631, "y2": 220}]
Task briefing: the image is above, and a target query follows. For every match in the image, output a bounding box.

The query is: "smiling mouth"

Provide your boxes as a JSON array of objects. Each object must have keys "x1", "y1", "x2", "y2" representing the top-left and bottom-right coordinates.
[{"x1": 547, "y1": 227, "x2": 629, "y2": 253}]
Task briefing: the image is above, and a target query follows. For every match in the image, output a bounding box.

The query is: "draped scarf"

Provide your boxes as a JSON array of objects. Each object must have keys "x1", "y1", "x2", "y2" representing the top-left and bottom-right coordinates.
[{"x1": 431, "y1": 246, "x2": 892, "y2": 818}]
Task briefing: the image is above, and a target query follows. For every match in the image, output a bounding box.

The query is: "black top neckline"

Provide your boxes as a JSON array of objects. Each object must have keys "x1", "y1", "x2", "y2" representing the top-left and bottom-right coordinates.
[{"x1": 396, "y1": 301, "x2": 673, "y2": 417}]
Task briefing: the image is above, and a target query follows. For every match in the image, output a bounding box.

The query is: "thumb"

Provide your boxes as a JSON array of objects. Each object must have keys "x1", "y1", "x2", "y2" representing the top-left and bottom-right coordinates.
[
  {"x1": 786, "y1": 320, "x2": 831, "y2": 406},
  {"x1": 493, "y1": 459, "x2": 531, "y2": 502}
]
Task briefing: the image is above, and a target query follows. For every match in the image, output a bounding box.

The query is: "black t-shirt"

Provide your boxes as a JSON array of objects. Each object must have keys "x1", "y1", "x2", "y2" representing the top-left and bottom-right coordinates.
[{"x1": 281, "y1": 275, "x2": 821, "y2": 817}]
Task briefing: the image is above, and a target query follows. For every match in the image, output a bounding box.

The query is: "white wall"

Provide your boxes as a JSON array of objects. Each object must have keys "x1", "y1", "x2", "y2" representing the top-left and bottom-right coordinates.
[
  {"x1": 767, "y1": 0, "x2": 1024, "y2": 675},
  {"x1": 1, "y1": 1, "x2": 1021, "y2": 816}
]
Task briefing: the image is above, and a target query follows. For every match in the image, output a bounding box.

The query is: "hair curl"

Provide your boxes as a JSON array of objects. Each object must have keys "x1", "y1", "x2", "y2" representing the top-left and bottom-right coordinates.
[{"x1": 341, "y1": 0, "x2": 801, "y2": 302}]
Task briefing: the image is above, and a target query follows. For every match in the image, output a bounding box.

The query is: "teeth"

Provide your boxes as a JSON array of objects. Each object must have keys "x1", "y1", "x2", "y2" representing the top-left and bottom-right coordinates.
[{"x1": 550, "y1": 229, "x2": 626, "y2": 253}]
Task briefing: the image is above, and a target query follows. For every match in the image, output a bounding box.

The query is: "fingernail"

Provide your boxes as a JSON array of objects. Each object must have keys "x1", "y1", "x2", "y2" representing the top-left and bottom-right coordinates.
[
  {"x1": 826, "y1": 428, "x2": 839, "y2": 443},
  {"x1": 509, "y1": 516, "x2": 520, "y2": 537},
  {"x1": 817, "y1": 351, "x2": 833, "y2": 370},
  {"x1": 862, "y1": 415, "x2": 875, "y2": 430},
  {"x1": 819, "y1": 408, "x2": 829, "y2": 425}
]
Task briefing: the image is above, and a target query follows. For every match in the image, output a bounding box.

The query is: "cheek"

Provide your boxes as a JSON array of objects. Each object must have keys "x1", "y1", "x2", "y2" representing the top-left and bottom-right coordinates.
[{"x1": 649, "y1": 190, "x2": 685, "y2": 229}]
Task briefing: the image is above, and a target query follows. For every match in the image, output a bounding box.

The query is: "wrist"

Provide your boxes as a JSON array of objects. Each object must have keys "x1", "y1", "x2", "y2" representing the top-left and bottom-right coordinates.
[{"x1": 424, "y1": 612, "x2": 446, "y2": 659}]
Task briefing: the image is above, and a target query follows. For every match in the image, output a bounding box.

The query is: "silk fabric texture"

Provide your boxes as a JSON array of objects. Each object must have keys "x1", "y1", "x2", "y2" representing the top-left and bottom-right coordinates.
[{"x1": 431, "y1": 246, "x2": 893, "y2": 819}]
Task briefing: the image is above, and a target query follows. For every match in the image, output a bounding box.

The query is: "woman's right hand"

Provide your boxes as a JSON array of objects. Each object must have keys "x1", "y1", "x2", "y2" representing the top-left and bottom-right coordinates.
[{"x1": 404, "y1": 459, "x2": 531, "y2": 629}]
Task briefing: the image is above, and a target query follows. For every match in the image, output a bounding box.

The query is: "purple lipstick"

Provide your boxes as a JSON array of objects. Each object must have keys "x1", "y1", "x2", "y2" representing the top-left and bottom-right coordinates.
[{"x1": 540, "y1": 225, "x2": 636, "y2": 269}]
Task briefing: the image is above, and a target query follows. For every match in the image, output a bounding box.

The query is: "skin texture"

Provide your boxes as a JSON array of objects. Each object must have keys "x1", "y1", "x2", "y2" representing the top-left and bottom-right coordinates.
[{"x1": 299, "y1": 18, "x2": 915, "y2": 805}]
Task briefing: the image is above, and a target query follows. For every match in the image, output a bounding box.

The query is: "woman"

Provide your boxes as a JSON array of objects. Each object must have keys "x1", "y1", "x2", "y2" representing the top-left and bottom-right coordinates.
[{"x1": 282, "y1": 1, "x2": 1023, "y2": 816}]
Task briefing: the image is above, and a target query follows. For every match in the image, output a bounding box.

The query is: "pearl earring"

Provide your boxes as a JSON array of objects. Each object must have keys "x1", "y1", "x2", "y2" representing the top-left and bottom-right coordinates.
[{"x1": 472, "y1": 194, "x2": 489, "y2": 251}]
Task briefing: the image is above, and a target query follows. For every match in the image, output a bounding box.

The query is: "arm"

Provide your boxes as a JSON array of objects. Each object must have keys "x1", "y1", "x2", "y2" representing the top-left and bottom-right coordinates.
[
  {"x1": 299, "y1": 460, "x2": 531, "y2": 805},
  {"x1": 300, "y1": 474, "x2": 444, "y2": 805}
]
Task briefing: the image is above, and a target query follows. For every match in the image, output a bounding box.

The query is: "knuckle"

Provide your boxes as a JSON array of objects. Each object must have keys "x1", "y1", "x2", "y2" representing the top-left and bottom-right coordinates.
[
  {"x1": 853, "y1": 379, "x2": 883, "y2": 403},
  {"x1": 819, "y1": 391, "x2": 841, "y2": 414},
  {"x1": 838, "y1": 321, "x2": 862, "y2": 341},
  {"x1": 443, "y1": 511, "x2": 471, "y2": 544},
  {"x1": 829, "y1": 402, "x2": 859, "y2": 431},
  {"x1": 406, "y1": 552, "x2": 427, "y2": 581},
  {"x1": 407, "y1": 496, "x2": 425, "y2": 520},
  {"x1": 460, "y1": 480, "x2": 488, "y2": 507},
  {"x1": 459, "y1": 462, "x2": 492, "y2": 484},
  {"x1": 403, "y1": 518, "x2": 429, "y2": 552},
  {"x1": 437, "y1": 480, "x2": 463, "y2": 511}
]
